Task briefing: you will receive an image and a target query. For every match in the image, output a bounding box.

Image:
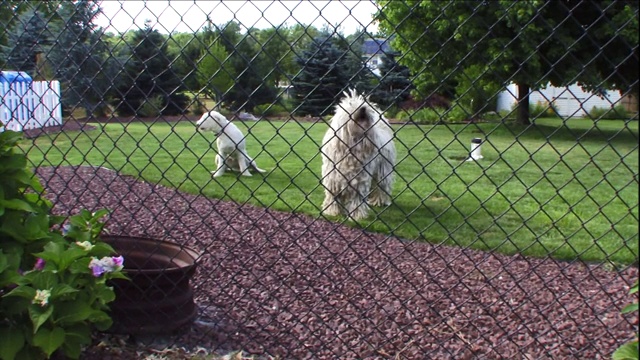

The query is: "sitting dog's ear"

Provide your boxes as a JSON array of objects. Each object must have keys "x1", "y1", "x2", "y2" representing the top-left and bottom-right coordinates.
[{"x1": 354, "y1": 107, "x2": 368, "y2": 123}]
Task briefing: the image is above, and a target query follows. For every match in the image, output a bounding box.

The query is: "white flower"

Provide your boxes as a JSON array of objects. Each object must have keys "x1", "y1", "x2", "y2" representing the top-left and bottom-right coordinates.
[
  {"x1": 33, "y1": 289, "x2": 51, "y2": 307},
  {"x1": 75, "y1": 241, "x2": 94, "y2": 251}
]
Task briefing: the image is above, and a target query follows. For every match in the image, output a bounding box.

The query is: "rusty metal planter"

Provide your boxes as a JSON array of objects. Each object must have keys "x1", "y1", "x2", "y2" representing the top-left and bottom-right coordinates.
[{"x1": 101, "y1": 235, "x2": 199, "y2": 335}]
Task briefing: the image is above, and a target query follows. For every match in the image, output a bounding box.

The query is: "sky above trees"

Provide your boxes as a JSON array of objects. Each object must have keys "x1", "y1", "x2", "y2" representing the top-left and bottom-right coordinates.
[{"x1": 95, "y1": 0, "x2": 380, "y2": 35}]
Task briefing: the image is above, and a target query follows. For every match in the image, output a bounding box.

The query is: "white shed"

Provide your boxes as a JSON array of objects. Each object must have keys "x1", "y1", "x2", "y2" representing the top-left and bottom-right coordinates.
[{"x1": 496, "y1": 83, "x2": 622, "y2": 118}]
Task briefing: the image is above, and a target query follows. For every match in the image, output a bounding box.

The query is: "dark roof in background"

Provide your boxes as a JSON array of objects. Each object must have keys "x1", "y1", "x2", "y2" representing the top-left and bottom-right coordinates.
[{"x1": 362, "y1": 38, "x2": 391, "y2": 55}]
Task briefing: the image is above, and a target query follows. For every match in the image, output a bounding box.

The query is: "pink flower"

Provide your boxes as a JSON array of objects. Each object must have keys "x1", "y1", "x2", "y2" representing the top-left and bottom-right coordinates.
[
  {"x1": 34, "y1": 258, "x2": 45, "y2": 270},
  {"x1": 89, "y1": 256, "x2": 124, "y2": 277}
]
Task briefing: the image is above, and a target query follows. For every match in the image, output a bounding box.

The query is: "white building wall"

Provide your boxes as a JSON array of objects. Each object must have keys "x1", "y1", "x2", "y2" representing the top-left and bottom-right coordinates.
[{"x1": 496, "y1": 83, "x2": 622, "y2": 118}]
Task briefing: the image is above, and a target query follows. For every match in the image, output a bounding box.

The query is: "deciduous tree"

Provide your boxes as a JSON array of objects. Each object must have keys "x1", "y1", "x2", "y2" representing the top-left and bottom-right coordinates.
[
  {"x1": 375, "y1": 0, "x2": 639, "y2": 124},
  {"x1": 197, "y1": 40, "x2": 235, "y2": 105}
]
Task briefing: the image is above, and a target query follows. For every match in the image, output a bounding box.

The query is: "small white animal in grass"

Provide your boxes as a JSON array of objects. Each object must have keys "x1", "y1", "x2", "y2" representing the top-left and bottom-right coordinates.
[{"x1": 196, "y1": 110, "x2": 266, "y2": 177}]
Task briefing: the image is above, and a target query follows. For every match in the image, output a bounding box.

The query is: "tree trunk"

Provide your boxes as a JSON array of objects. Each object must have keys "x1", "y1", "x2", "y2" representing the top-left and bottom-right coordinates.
[{"x1": 517, "y1": 83, "x2": 531, "y2": 125}]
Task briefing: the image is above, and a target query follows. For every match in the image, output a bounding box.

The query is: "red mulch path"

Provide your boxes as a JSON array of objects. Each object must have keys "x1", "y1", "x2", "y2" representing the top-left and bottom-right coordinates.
[{"x1": 33, "y1": 164, "x2": 638, "y2": 360}]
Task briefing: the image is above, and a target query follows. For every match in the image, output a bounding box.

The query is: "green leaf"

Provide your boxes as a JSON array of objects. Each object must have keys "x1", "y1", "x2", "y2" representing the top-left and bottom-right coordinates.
[
  {"x1": 30, "y1": 271, "x2": 58, "y2": 290},
  {"x1": 89, "y1": 242, "x2": 116, "y2": 257},
  {"x1": 14, "y1": 345, "x2": 45, "y2": 360},
  {"x1": 53, "y1": 247, "x2": 87, "y2": 272},
  {"x1": 49, "y1": 215, "x2": 66, "y2": 226},
  {"x1": 621, "y1": 303, "x2": 639, "y2": 315},
  {"x1": 62, "y1": 323, "x2": 92, "y2": 359},
  {"x1": 23, "y1": 213, "x2": 51, "y2": 240},
  {"x1": 4, "y1": 285, "x2": 36, "y2": 300},
  {"x1": 12, "y1": 168, "x2": 39, "y2": 187},
  {"x1": 22, "y1": 193, "x2": 49, "y2": 208},
  {"x1": 91, "y1": 209, "x2": 110, "y2": 220},
  {"x1": 67, "y1": 257, "x2": 91, "y2": 274},
  {"x1": 0, "y1": 212, "x2": 28, "y2": 243},
  {"x1": 0, "y1": 155, "x2": 27, "y2": 172},
  {"x1": 50, "y1": 284, "x2": 79, "y2": 300},
  {"x1": 89, "y1": 310, "x2": 113, "y2": 331},
  {"x1": 0, "y1": 198, "x2": 36, "y2": 212},
  {"x1": 29, "y1": 304, "x2": 54, "y2": 334},
  {"x1": 94, "y1": 285, "x2": 116, "y2": 303},
  {"x1": 54, "y1": 300, "x2": 92, "y2": 324},
  {"x1": 612, "y1": 340, "x2": 639, "y2": 360},
  {"x1": 34, "y1": 242, "x2": 64, "y2": 265},
  {"x1": 69, "y1": 215, "x2": 88, "y2": 228},
  {"x1": 0, "y1": 251, "x2": 9, "y2": 273},
  {"x1": 0, "y1": 130, "x2": 23, "y2": 147},
  {"x1": 32, "y1": 327, "x2": 65, "y2": 358},
  {"x1": 0, "y1": 326, "x2": 25, "y2": 360}
]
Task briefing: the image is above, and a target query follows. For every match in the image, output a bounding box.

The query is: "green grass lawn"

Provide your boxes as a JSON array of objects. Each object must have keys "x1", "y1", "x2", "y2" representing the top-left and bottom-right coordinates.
[{"x1": 21, "y1": 118, "x2": 639, "y2": 265}]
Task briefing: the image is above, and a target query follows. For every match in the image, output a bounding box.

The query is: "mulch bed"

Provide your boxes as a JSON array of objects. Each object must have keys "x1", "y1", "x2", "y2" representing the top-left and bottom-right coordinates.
[{"x1": 34, "y1": 164, "x2": 638, "y2": 360}]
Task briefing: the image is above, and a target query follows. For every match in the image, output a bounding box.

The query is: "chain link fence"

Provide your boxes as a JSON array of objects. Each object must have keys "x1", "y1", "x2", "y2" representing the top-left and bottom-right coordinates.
[{"x1": 1, "y1": 0, "x2": 638, "y2": 358}]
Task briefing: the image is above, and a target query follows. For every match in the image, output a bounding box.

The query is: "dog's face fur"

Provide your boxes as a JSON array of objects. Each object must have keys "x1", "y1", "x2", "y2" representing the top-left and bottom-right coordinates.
[
  {"x1": 331, "y1": 89, "x2": 385, "y2": 145},
  {"x1": 196, "y1": 111, "x2": 229, "y2": 134}
]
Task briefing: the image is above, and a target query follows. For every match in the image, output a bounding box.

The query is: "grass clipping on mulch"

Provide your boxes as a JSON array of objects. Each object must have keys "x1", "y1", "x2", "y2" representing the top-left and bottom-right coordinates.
[{"x1": 91, "y1": 333, "x2": 280, "y2": 360}]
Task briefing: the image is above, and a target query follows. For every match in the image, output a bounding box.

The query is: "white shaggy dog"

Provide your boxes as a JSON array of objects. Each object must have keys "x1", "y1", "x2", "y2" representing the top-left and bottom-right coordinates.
[
  {"x1": 321, "y1": 89, "x2": 396, "y2": 220},
  {"x1": 196, "y1": 110, "x2": 266, "y2": 177}
]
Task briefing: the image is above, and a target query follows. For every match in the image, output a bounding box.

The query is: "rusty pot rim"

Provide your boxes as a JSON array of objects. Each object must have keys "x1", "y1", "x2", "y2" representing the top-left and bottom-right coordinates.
[{"x1": 101, "y1": 235, "x2": 201, "y2": 272}]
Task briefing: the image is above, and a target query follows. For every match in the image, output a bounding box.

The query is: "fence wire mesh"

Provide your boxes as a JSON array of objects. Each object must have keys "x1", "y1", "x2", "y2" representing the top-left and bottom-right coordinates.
[{"x1": 0, "y1": 0, "x2": 638, "y2": 359}]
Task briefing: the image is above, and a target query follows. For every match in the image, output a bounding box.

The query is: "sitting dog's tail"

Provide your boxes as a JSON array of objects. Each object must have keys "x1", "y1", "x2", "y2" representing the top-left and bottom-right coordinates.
[{"x1": 249, "y1": 157, "x2": 266, "y2": 173}]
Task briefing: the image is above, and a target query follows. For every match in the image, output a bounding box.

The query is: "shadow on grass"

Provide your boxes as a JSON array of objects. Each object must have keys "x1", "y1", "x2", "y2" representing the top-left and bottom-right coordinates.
[{"x1": 501, "y1": 119, "x2": 639, "y2": 146}]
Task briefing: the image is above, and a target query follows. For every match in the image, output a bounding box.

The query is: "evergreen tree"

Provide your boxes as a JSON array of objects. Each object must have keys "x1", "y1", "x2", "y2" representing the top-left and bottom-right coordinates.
[
  {"x1": 112, "y1": 21, "x2": 187, "y2": 116},
  {"x1": 341, "y1": 32, "x2": 378, "y2": 95},
  {"x1": 291, "y1": 35, "x2": 350, "y2": 116},
  {"x1": 47, "y1": 0, "x2": 110, "y2": 117},
  {"x1": 0, "y1": 8, "x2": 52, "y2": 74},
  {"x1": 0, "y1": 2, "x2": 60, "y2": 69},
  {"x1": 371, "y1": 52, "x2": 412, "y2": 108}
]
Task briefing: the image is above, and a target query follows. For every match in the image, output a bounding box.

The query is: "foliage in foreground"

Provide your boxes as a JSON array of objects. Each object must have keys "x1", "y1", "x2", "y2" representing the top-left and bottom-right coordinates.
[
  {"x1": 612, "y1": 279, "x2": 639, "y2": 360},
  {"x1": 0, "y1": 129, "x2": 125, "y2": 359}
]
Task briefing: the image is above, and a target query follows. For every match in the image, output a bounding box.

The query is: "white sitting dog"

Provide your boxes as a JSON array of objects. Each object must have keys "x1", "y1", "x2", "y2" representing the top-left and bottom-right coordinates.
[
  {"x1": 196, "y1": 110, "x2": 266, "y2": 177},
  {"x1": 321, "y1": 89, "x2": 396, "y2": 220}
]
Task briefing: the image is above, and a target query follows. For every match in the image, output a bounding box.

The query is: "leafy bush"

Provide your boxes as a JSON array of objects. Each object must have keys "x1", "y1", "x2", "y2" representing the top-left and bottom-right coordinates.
[
  {"x1": 480, "y1": 111, "x2": 512, "y2": 122},
  {"x1": 383, "y1": 106, "x2": 400, "y2": 120},
  {"x1": 612, "y1": 279, "x2": 639, "y2": 360},
  {"x1": 396, "y1": 103, "x2": 473, "y2": 124},
  {"x1": 586, "y1": 105, "x2": 630, "y2": 120},
  {"x1": 444, "y1": 103, "x2": 473, "y2": 122},
  {"x1": 163, "y1": 93, "x2": 191, "y2": 116},
  {"x1": 395, "y1": 107, "x2": 441, "y2": 124},
  {"x1": 188, "y1": 98, "x2": 206, "y2": 116},
  {"x1": 254, "y1": 103, "x2": 289, "y2": 117},
  {"x1": 529, "y1": 101, "x2": 560, "y2": 118},
  {"x1": 0, "y1": 129, "x2": 125, "y2": 359},
  {"x1": 137, "y1": 95, "x2": 164, "y2": 118}
]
